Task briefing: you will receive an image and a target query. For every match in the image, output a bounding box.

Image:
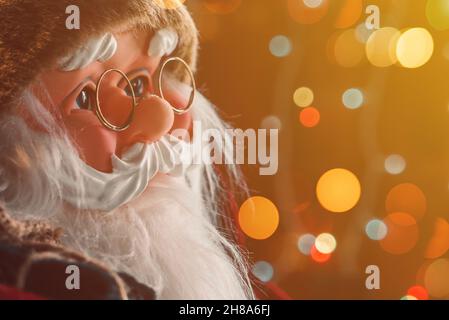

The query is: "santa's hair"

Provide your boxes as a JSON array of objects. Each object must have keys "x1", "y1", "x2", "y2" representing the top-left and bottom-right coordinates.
[{"x1": 0, "y1": 78, "x2": 254, "y2": 299}]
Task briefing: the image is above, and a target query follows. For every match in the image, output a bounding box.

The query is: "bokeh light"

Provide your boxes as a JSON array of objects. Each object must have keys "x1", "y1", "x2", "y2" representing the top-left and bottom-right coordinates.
[
  {"x1": 355, "y1": 23, "x2": 374, "y2": 44},
  {"x1": 380, "y1": 212, "x2": 419, "y2": 255},
  {"x1": 261, "y1": 115, "x2": 282, "y2": 130},
  {"x1": 252, "y1": 261, "x2": 274, "y2": 283},
  {"x1": 316, "y1": 168, "x2": 362, "y2": 213},
  {"x1": 315, "y1": 233, "x2": 337, "y2": 254},
  {"x1": 426, "y1": 0, "x2": 449, "y2": 31},
  {"x1": 366, "y1": 27, "x2": 400, "y2": 67},
  {"x1": 407, "y1": 285, "x2": 429, "y2": 300},
  {"x1": 396, "y1": 28, "x2": 434, "y2": 68},
  {"x1": 190, "y1": 0, "x2": 449, "y2": 300},
  {"x1": 297, "y1": 233, "x2": 316, "y2": 255},
  {"x1": 294, "y1": 87, "x2": 314, "y2": 108},
  {"x1": 287, "y1": 0, "x2": 329, "y2": 25},
  {"x1": 425, "y1": 217, "x2": 449, "y2": 259},
  {"x1": 269, "y1": 35, "x2": 292, "y2": 58},
  {"x1": 342, "y1": 88, "x2": 364, "y2": 109},
  {"x1": 335, "y1": 0, "x2": 363, "y2": 29},
  {"x1": 366, "y1": 219, "x2": 388, "y2": 241},
  {"x1": 384, "y1": 154, "x2": 407, "y2": 175},
  {"x1": 299, "y1": 107, "x2": 320, "y2": 128},
  {"x1": 424, "y1": 258, "x2": 449, "y2": 298},
  {"x1": 310, "y1": 244, "x2": 332, "y2": 263},
  {"x1": 416, "y1": 260, "x2": 433, "y2": 287},
  {"x1": 385, "y1": 183, "x2": 427, "y2": 221},
  {"x1": 333, "y1": 29, "x2": 365, "y2": 67},
  {"x1": 203, "y1": 0, "x2": 242, "y2": 15},
  {"x1": 238, "y1": 196, "x2": 280, "y2": 240}
]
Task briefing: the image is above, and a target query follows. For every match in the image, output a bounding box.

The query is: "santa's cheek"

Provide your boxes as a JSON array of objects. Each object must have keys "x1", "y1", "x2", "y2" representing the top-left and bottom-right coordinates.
[
  {"x1": 164, "y1": 90, "x2": 193, "y2": 137},
  {"x1": 64, "y1": 115, "x2": 118, "y2": 173},
  {"x1": 171, "y1": 113, "x2": 192, "y2": 137}
]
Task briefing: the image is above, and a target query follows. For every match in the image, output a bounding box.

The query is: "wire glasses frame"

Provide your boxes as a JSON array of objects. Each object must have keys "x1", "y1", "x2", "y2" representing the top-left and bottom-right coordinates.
[{"x1": 95, "y1": 57, "x2": 196, "y2": 132}]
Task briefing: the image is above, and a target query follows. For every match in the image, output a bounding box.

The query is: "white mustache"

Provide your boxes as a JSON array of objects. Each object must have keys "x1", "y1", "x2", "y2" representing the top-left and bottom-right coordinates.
[{"x1": 62, "y1": 135, "x2": 195, "y2": 211}]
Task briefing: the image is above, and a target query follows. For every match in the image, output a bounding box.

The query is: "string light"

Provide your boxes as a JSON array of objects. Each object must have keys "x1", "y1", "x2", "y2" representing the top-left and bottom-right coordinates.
[
  {"x1": 424, "y1": 258, "x2": 449, "y2": 298},
  {"x1": 315, "y1": 233, "x2": 337, "y2": 254},
  {"x1": 366, "y1": 219, "x2": 388, "y2": 241},
  {"x1": 384, "y1": 154, "x2": 406, "y2": 175},
  {"x1": 294, "y1": 87, "x2": 314, "y2": 108},
  {"x1": 366, "y1": 27, "x2": 400, "y2": 67},
  {"x1": 252, "y1": 261, "x2": 274, "y2": 283},
  {"x1": 396, "y1": 28, "x2": 434, "y2": 68},
  {"x1": 380, "y1": 212, "x2": 419, "y2": 255},
  {"x1": 299, "y1": 107, "x2": 320, "y2": 128},
  {"x1": 426, "y1": 0, "x2": 449, "y2": 31},
  {"x1": 385, "y1": 183, "x2": 427, "y2": 221},
  {"x1": 343, "y1": 88, "x2": 364, "y2": 109},
  {"x1": 316, "y1": 168, "x2": 362, "y2": 213},
  {"x1": 298, "y1": 234, "x2": 316, "y2": 255},
  {"x1": 269, "y1": 35, "x2": 292, "y2": 58},
  {"x1": 238, "y1": 196, "x2": 279, "y2": 240}
]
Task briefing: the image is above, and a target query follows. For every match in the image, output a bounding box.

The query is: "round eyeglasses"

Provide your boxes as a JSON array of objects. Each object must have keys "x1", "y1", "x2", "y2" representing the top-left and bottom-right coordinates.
[{"x1": 95, "y1": 57, "x2": 196, "y2": 132}]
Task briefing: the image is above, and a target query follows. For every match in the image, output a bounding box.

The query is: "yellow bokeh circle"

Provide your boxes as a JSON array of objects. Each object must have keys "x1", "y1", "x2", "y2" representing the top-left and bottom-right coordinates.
[
  {"x1": 426, "y1": 0, "x2": 449, "y2": 31},
  {"x1": 238, "y1": 196, "x2": 280, "y2": 240},
  {"x1": 316, "y1": 168, "x2": 361, "y2": 213},
  {"x1": 424, "y1": 258, "x2": 449, "y2": 298},
  {"x1": 396, "y1": 28, "x2": 434, "y2": 68},
  {"x1": 294, "y1": 87, "x2": 314, "y2": 108},
  {"x1": 334, "y1": 29, "x2": 365, "y2": 67},
  {"x1": 366, "y1": 27, "x2": 400, "y2": 67}
]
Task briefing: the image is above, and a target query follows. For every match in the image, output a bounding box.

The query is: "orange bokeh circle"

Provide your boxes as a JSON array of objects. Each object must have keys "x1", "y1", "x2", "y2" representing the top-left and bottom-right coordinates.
[
  {"x1": 299, "y1": 107, "x2": 321, "y2": 128},
  {"x1": 380, "y1": 212, "x2": 419, "y2": 255},
  {"x1": 385, "y1": 183, "x2": 427, "y2": 221}
]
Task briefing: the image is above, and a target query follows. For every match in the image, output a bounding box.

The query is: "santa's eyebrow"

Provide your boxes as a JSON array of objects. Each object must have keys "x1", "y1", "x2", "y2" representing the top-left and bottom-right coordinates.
[
  {"x1": 59, "y1": 33, "x2": 118, "y2": 72},
  {"x1": 148, "y1": 28, "x2": 178, "y2": 57}
]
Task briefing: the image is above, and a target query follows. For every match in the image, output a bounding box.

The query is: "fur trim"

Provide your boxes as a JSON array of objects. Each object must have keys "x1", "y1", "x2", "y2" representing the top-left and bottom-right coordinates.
[
  {"x1": 0, "y1": 206, "x2": 61, "y2": 244},
  {"x1": 0, "y1": 0, "x2": 198, "y2": 111},
  {"x1": 0, "y1": 207, "x2": 156, "y2": 299}
]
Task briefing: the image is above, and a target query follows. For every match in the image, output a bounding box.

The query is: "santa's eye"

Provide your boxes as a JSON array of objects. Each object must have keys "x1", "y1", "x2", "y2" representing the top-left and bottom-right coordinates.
[
  {"x1": 75, "y1": 87, "x2": 94, "y2": 110},
  {"x1": 125, "y1": 76, "x2": 148, "y2": 98}
]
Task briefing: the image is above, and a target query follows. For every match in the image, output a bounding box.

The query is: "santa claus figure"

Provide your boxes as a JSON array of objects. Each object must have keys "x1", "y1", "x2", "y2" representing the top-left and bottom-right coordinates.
[{"x1": 0, "y1": 0, "x2": 254, "y2": 300}]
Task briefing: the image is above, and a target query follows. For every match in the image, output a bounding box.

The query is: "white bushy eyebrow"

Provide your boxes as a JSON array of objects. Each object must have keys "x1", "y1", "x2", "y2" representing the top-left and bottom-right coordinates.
[
  {"x1": 148, "y1": 28, "x2": 178, "y2": 57},
  {"x1": 59, "y1": 33, "x2": 118, "y2": 72}
]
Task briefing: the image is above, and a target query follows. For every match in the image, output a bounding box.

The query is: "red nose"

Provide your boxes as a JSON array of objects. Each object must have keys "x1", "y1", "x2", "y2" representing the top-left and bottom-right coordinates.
[
  {"x1": 98, "y1": 88, "x2": 174, "y2": 155},
  {"x1": 119, "y1": 94, "x2": 174, "y2": 153}
]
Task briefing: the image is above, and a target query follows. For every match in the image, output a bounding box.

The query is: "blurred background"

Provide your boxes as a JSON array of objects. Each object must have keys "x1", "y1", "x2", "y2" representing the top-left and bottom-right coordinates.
[{"x1": 187, "y1": 0, "x2": 449, "y2": 300}]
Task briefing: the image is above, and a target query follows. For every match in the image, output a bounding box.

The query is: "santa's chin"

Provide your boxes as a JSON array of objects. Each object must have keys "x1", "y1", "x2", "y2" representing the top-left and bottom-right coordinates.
[{"x1": 54, "y1": 170, "x2": 251, "y2": 300}]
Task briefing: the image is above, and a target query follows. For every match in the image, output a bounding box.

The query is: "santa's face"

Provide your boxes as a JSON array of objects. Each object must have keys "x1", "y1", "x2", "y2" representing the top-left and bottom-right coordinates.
[
  {"x1": 35, "y1": 29, "x2": 192, "y2": 173},
  {"x1": 2, "y1": 24, "x2": 252, "y2": 300}
]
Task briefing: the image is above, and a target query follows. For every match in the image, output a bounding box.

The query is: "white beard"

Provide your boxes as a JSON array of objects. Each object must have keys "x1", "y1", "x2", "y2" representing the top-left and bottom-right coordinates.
[
  {"x1": 0, "y1": 88, "x2": 253, "y2": 300},
  {"x1": 62, "y1": 135, "x2": 196, "y2": 212},
  {"x1": 52, "y1": 172, "x2": 251, "y2": 300}
]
